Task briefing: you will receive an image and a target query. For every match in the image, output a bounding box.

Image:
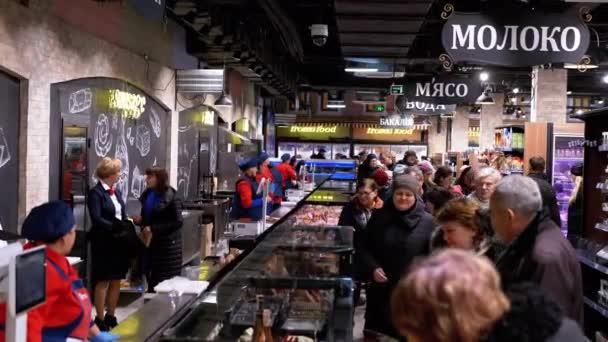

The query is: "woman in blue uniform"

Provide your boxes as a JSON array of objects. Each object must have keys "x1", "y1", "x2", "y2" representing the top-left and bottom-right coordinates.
[
  {"x1": 231, "y1": 157, "x2": 267, "y2": 221},
  {"x1": 0, "y1": 201, "x2": 118, "y2": 342}
]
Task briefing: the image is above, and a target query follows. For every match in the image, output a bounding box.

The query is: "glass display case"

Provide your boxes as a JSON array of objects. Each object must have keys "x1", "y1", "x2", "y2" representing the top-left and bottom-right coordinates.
[
  {"x1": 552, "y1": 135, "x2": 584, "y2": 234},
  {"x1": 353, "y1": 144, "x2": 428, "y2": 159}
]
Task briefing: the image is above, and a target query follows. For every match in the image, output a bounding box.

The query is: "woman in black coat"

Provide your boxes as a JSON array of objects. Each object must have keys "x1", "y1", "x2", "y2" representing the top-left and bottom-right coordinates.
[
  {"x1": 134, "y1": 167, "x2": 183, "y2": 291},
  {"x1": 359, "y1": 174, "x2": 435, "y2": 339},
  {"x1": 87, "y1": 157, "x2": 130, "y2": 331}
]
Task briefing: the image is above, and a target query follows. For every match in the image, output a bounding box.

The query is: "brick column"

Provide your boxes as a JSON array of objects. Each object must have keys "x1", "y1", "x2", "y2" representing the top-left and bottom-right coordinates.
[
  {"x1": 451, "y1": 106, "x2": 469, "y2": 151},
  {"x1": 531, "y1": 67, "x2": 567, "y2": 123},
  {"x1": 428, "y1": 116, "x2": 447, "y2": 155},
  {"x1": 480, "y1": 93, "x2": 504, "y2": 150}
]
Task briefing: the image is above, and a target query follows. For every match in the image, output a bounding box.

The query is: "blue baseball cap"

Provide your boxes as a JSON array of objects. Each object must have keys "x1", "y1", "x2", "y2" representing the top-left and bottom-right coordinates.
[
  {"x1": 22, "y1": 201, "x2": 75, "y2": 242},
  {"x1": 281, "y1": 153, "x2": 291, "y2": 162},
  {"x1": 258, "y1": 152, "x2": 270, "y2": 165},
  {"x1": 238, "y1": 157, "x2": 258, "y2": 171}
]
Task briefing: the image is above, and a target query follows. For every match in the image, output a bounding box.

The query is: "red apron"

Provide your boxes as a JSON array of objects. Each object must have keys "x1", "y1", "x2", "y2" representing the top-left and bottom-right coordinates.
[{"x1": 42, "y1": 260, "x2": 92, "y2": 342}]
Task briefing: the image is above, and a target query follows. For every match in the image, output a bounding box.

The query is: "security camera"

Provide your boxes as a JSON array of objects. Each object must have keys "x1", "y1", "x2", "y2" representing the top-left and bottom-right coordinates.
[{"x1": 310, "y1": 24, "x2": 328, "y2": 47}]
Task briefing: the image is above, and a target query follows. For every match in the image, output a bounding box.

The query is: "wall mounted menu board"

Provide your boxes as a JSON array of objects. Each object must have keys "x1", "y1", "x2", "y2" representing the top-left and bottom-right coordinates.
[
  {"x1": 51, "y1": 78, "x2": 168, "y2": 209},
  {"x1": 0, "y1": 71, "x2": 19, "y2": 233}
]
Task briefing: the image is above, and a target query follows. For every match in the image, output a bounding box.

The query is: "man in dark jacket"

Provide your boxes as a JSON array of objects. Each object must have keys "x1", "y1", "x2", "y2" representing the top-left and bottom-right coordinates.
[
  {"x1": 490, "y1": 175, "x2": 583, "y2": 326},
  {"x1": 359, "y1": 175, "x2": 435, "y2": 339},
  {"x1": 527, "y1": 156, "x2": 561, "y2": 227}
]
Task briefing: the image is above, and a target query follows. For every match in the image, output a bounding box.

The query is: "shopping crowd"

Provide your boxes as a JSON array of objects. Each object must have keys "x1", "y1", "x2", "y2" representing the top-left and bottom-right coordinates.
[{"x1": 340, "y1": 150, "x2": 586, "y2": 341}]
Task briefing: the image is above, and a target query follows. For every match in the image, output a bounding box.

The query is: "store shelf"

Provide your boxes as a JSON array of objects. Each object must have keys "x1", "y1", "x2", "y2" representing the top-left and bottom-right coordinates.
[
  {"x1": 599, "y1": 145, "x2": 608, "y2": 152},
  {"x1": 596, "y1": 183, "x2": 608, "y2": 192},
  {"x1": 577, "y1": 252, "x2": 608, "y2": 276},
  {"x1": 554, "y1": 157, "x2": 584, "y2": 162},
  {"x1": 584, "y1": 296, "x2": 608, "y2": 318}
]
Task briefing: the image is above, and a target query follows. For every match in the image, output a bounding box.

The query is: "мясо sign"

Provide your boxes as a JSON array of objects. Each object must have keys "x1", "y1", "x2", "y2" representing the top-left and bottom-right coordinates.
[{"x1": 441, "y1": 9, "x2": 590, "y2": 67}]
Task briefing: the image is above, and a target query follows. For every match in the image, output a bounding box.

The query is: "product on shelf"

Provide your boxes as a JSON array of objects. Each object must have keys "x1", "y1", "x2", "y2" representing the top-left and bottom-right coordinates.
[{"x1": 292, "y1": 205, "x2": 342, "y2": 226}]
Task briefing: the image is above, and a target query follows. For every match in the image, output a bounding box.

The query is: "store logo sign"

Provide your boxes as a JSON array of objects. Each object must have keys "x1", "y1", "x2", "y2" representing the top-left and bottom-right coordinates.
[
  {"x1": 290, "y1": 126, "x2": 337, "y2": 134},
  {"x1": 367, "y1": 128, "x2": 415, "y2": 135},
  {"x1": 441, "y1": 9, "x2": 590, "y2": 67},
  {"x1": 380, "y1": 115, "x2": 414, "y2": 129},
  {"x1": 406, "y1": 76, "x2": 481, "y2": 104},
  {"x1": 108, "y1": 90, "x2": 146, "y2": 119}
]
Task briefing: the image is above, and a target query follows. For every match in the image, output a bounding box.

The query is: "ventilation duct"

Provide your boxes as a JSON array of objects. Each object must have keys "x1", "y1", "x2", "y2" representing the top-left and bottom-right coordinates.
[{"x1": 176, "y1": 69, "x2": 225, "y2": 94}]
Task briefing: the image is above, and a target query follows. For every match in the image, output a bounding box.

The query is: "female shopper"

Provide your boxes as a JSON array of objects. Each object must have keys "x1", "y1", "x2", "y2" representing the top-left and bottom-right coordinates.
[
  {"x1": 432, "y1": 198, "x2": 495, "y2": 259},
  {"x1": 357, "y1": 153, "x2": 379, "y2": 183},
  {"x1": 88, "y1": 157, "x2": 130, "y2": 330},
  {"x1": 567, "y1": 164, "x2": 583, "y2": 245},
  {"x1": 391, "y1": 250, "x2": 585, "y2": 342},
  {"x1": 434, "y1": 166, "x2": 463, "y2": 196},
  {"x1": 0, "y1": 201, "x2": 118, "y2": 341},
  {"x1": 455, "y1": 166, "x2": 477, "y2": 196},
  {"x1": 133, "y1": 167, "x2": 183, "y2": 291},
  {"x1": 423, "y1": 187, "x2": 454, "y2": 216},
  {"x1": 418, "y1": 160, "x2": 435, "y2": 193},
  {"x1": 338, "y1": 178, "x2": 383, "y2": 304},
  {"x1": 359, "y1": 175, "x2": 435, "y2": 339},
  {"x1": 467, "y1": 167, "x2": 502, "y2": 210}
]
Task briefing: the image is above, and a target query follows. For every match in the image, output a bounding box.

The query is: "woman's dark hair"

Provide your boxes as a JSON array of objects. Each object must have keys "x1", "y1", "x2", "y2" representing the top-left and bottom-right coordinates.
[
  {"x1": 433, "y1": 166, "x2": 453, "y2": 185},
  {"x1": 353, "y1": 178, "x2": 380, "y2": 210},
  {"x1": 289, "y1": 156, "x2": 297, "y2": 167},
  {"x1": 455, "y1": 166, "x2": 477, "y2": 195},
  {"x1": 570, "y1": 164, "x2": 583, "y2": 177},
  {"x1": 145, "y1": 167, "x2": 169, "y2": 194},
  {"x1": 295, "y1": 160, "x2": 306, "y2": 174},
  {"x1": 423, "y1": 187, "x2": 454, "y2": 213}
]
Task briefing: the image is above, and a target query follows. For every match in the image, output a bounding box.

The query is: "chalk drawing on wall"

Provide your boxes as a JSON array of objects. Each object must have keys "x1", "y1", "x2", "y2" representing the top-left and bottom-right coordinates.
[
  {"x1": 153, "y1": 157, "x2": 158, "y2": 166},
  {"x1": 178, "y1": 125, "x2": 193, "y2": 133},
  {"x1": 112, "y1": 114, "x2": 118, "y2": 130},
  {"x1": 94, "y1": 114, "x2": 113, "y2": 157},
  {"x1": 68, "y1": 88, "x2": 93, "y2": 113},
  {"x1": 126, "y1": 127, "x2": 134, "y2": 146},
  {"x1": 177, "y1": 154, "x2": 196, "y2": 198},
  {"x1": 0, "y1": 128, "x2": 12, "y2": 169},
  {"x1": 131, "y1": 165, "x2": 146, "y2": 199},
  {"x1": 135, "y1": 125, "x2": 151, "y2": 157},
  {"x1": 115, "y1": 116, "x2": 129, "y2": 204},
  {"x1": 150, "y1": 108, "x2": 161, "y2": 138}
]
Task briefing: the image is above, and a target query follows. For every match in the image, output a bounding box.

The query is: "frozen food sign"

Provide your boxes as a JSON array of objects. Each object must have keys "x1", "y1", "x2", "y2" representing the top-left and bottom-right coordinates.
[
  {"x1": 290, "y1": 126, "x2": 337, "y2": 134},
  {"x1": 441, "y1": 9, "x2": 590, "y2": 67}
]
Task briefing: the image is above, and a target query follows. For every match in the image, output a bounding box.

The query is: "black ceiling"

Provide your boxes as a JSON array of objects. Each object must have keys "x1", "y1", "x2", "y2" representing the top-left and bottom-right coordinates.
[{"x1": 167, "y1": 0, "x2": 608, "y2": 96}]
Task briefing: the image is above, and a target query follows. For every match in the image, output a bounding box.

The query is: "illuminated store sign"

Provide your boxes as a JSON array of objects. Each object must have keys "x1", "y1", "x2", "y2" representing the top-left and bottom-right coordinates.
[
  {"x1": 367, "y1": 128, "x2": 415, "y2": 135},
  {"x1": 108, "y1": 89, "x2": 146, "y2": 119},
  {"x1": 290, "y1": 126, "x2": 338, "y2": 134},
  {"x1": 379, "y1": 116, "x2": 414, "y2": 129}
]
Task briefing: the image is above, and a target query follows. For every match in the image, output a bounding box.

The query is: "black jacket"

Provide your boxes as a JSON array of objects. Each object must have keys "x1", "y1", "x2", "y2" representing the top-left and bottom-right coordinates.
[
  {"x1": 360, "y1": 198, "x2": 434, "y2": 338},
  {"x1": 88, "y1": 182, "x2": 127, "y2": 233},
  {"x1": 357, "y1": 164, "x2": 377, "y2": 184},
  {"x1": 528, "y1": 174, "x2": 561, "y2": 227},
  {"x1": 338, "y1": 201, "x2": 373, "y2": 278},
  {"x1": 139, "y1": 187, "x2": 184, "y2": 288},
  {"x1": 495, "y1": 213, "x2": 583, "y2": 325},
  {"x1": 485, "y1": 283, "x2": 585, "y2": 342},
  {"x1": 567, "y1": 185, "x2": 583, "y2": 243}
]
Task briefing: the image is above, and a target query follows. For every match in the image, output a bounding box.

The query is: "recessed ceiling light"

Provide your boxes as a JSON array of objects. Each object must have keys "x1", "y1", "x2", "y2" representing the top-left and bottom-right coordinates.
[
  {"x1": 576, "y1": 109, "x2": 584, "y2": 114},
  {"x1": 566, "y1": 91, "x2": 572, "y2": 95},
  {"x1": 603, "y1": 75, "x2": 608, "y2": 84},
  {"x1": 479, "y1": 72, "x2": 489, "y2": 82},
  {"x1": 513, "y1": 88, "x2": 520, "y2": 94}
]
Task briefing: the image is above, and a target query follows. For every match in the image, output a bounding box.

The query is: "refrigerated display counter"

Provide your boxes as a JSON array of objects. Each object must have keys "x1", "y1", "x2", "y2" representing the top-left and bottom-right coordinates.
[
  {"x1": 270, "y1": 159, "x2": 357, "y2": 181},
  {"x1": 114, "y1": 178, "x2": 358, "y2": 342}
]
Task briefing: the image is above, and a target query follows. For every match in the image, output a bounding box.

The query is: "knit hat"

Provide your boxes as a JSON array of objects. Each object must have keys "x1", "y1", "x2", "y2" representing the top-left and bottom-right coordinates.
[
  {"x1": 22, "y1": 201, "x2": 75, "y2": 242},
  {"x1": 366, "y1": 153, "x2": 378, "y2": 161},
  {"x1": 393, "y1": 164, "x2": 407, "y2": 175},
  {"x1": 371, "y1": 169, "x2": 390, "y2": 187},
  {"x1": 418, "y1": 161, "x2": 434, "y2": 175},
  {"x1": 392, "y1": 174, "x2": 420, "y2": 194},
  {"x1": 281, "y1": 153, "x2": 291, "y2": 162}
]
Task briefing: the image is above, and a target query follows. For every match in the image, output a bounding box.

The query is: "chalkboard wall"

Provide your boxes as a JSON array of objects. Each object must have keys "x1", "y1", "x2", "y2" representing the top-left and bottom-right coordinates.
[
  {"x1": 50, "y1": 78, "x2": 169, "y2": 211},
  {"x1": 0, "y1": 71, "x2": 19, "y2": 233},
  {"x1": 177, "y1": 106, "x2": 218, "y2": 200}
]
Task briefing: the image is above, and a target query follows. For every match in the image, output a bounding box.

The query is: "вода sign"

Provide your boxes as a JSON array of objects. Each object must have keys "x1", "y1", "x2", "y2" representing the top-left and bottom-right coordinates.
[
  {"x1": 441, "y1": 9, "x2": 590, "y2": 67},
  {"x1": 404, "y1": 77, "x2": 482, "y2": 104},
  {"x1": 396, "y1": 96, "x2": 457, "y2": 115}
]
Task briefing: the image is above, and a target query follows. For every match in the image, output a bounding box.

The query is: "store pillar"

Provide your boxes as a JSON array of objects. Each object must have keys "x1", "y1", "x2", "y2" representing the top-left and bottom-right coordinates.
[
  {"x1": 531, "y1": 67, "x2": 567, "y2": 123},
  {"x1": 427, "y1": 117, "x2": 447, "y2": 155},
  {"x1": 451, "y1": 106, "x2": 469, "y2": 151},
  {"x1": 480, "y1": 93, "x2": 504, "y2": 150}
]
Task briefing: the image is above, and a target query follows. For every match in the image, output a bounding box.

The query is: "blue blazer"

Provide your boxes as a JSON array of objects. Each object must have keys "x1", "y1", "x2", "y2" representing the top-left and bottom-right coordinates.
[{"x1": 87, "y1": 182, "x2": 127, "y2": 233}]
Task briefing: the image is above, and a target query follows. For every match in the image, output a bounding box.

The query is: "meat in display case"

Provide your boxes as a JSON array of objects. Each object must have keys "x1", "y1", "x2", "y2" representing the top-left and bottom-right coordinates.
[{"x1": 551, "y1": 135, "x2": 584, "y2": 234}]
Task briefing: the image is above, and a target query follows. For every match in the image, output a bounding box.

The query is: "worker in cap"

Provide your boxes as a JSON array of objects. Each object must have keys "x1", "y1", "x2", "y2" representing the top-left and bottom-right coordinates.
[
  {"x1": 276, "y1": 153, "x2": 298, "y2": 195},
  {"x1": 256, "y1": 151, "x2": 278, "y2": 211},
  {"x1": 231, "y1": 157, "x2": 267, "y2": 221},
  {"x1": 0, "y1": 201, "x2": 119, "y2": 342}
]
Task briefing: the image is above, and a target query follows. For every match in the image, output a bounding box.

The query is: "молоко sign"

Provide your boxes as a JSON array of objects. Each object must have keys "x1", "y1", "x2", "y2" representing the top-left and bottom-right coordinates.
[{"x1": 441, "y1": 10, "x2": 590, "y2": 67}]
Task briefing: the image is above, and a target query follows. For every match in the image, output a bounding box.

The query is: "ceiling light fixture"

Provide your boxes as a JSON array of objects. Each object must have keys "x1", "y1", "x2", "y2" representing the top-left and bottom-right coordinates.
[
  {"x1": 566, "y1": 91, "x2": 573, "y2": 95},
  {"x1": 345, "y1": 67, "x2": 379, "y2": 73},
  {"x1": 326, "y1": 103, "x2": 346, "y2": 109},
  {"x1": 479, "y1": 72, "x2": 489, "y2": 82},
  {"x1": 513, "y1": 88, "x2": 520, "y2": 94},
  {"x1": 603, "y1": 75, "x2": 608, "y2": 84},
  {"x1": 214, "y1": 64, "x2": 233, "y2": 108},
  {"x1": 576, "y1": 109, "x2": 584, "y2": 115},
  {"x1": 564, "y1": 62, "x2": 599, "y2": 70}
]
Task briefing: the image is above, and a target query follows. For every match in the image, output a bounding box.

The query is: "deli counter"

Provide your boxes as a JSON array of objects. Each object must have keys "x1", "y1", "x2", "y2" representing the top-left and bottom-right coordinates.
[{"x1": 113, "y1": 177, "x2": 357, "y2": 342}]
